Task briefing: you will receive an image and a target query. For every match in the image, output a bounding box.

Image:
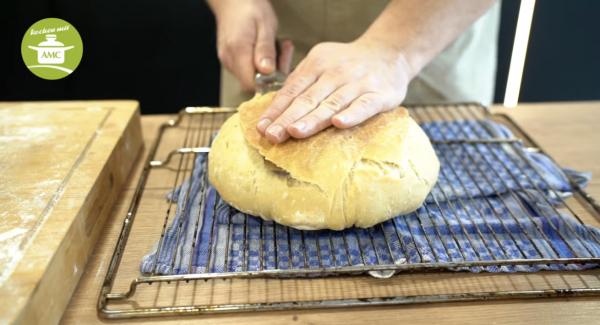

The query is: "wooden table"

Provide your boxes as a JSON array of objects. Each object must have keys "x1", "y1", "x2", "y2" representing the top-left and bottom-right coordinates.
[
  {"x1": 0, "y1": 101, "x2": 142, "y2": 325},
  {"x1": 61, "y1": 101, "x2": 600, "y2": 324}
]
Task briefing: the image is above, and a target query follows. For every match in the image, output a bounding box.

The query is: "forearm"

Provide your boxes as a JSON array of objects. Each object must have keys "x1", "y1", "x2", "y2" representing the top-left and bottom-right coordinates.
[
  {"x1": 206, "y1": 0, "x2": 226, "y2": 16},
  {"x1": 207, "y1": 0, "x2": 272, "y2": 23},
  {"x1": 360, "y1": 0, "x2": 496, "y2": 79}
]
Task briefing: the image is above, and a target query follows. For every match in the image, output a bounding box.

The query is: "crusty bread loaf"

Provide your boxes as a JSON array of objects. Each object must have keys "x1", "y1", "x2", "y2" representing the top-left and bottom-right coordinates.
[{"x1": 208, "y1": 93, "x2": 439, "y2": 230}]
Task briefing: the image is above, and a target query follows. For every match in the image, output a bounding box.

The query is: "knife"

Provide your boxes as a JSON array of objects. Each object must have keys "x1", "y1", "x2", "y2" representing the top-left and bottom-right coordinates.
[
  {"x1": 255, "y1": 71, "x2": 286, "y2": 94},
  {"x1": 254, "y1": 39, "x2": 288, "y2": 94}
]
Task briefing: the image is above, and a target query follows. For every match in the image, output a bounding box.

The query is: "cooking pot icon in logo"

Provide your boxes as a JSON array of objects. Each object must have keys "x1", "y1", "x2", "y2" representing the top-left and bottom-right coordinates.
[
  {"x1": 21, "y1": 18, "x2": 83, "y2": 80},
  {"x1": 28, "y1": 34, "x2": 74, "y2": 65}
]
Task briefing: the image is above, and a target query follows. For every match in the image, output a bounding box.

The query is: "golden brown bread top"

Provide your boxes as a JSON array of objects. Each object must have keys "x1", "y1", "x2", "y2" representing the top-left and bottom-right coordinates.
[{"x1": 238, "y1": 92, "x2": 412, "y2": 194}]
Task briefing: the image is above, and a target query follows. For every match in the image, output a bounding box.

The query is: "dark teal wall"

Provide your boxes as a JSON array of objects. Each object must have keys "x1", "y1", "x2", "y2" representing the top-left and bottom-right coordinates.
[{"x1": 495, "y1": 0, "x2": 600, "y2": 103}]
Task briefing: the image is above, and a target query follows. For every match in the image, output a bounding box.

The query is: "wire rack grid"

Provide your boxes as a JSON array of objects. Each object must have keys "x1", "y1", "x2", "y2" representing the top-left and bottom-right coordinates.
[{"x1": 98, "y1": 103, "x2": 600, "y2": 319}]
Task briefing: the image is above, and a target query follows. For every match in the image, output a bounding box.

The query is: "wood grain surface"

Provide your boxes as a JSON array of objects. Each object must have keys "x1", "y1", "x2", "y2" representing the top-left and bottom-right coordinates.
[
  {"x1": 61, "y1": 101, "x2": 600, "y2": 325},
  {"x1": 0, "y1": 101, "x2": 143, "y2": 324}
]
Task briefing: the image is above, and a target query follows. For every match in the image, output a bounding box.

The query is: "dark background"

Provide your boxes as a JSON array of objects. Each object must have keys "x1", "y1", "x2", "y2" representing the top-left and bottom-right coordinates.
[{"x1": 1, "y1": 0, "x2": 599, "y2": 114}]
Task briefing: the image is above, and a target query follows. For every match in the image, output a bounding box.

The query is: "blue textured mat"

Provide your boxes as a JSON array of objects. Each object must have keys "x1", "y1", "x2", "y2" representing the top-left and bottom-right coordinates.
[{"x1": 141, "y1": 120, "x2": 598, "y2": 275}]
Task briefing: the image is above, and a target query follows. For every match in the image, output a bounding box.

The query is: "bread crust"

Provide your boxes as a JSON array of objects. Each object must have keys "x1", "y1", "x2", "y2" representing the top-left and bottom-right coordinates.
[{"x1": 208, "y1": 93, "x2": 439, "y2": 230}]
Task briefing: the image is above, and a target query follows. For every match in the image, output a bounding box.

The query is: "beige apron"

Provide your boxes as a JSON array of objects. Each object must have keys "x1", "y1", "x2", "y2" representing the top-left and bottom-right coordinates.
[{"x1": 220, "y1": 0, "x2": 500, "y2": 107}]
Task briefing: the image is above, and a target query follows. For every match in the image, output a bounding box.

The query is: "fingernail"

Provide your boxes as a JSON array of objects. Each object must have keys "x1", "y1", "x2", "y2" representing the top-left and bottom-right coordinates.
[
  {"x1": 291, "y1": 121, "x2": 306, "y2": 132},
  {"x1": 267, "y1": 124, "x2": 285, "y2": 140},
  {"x1": 257, "y1": 118, "x2": 271, "y2": 132},
  {"x1": 260, "y1": 58, "x2": 274, "y2": 71},
  {"x1": 334, "y1": 115, "x2": 346, "y2": 125}
]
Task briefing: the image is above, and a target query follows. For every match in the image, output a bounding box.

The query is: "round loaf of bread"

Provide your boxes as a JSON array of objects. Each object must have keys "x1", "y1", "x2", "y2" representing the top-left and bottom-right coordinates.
[{"x1": 208, "y1": 93, "x2": 439, "y2": 230}]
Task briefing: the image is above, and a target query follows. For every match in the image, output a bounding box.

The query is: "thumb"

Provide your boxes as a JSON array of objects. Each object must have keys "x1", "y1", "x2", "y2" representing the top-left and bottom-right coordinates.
[{"x1": 254, "y1": 25, "x2": 276, "y2": 74}]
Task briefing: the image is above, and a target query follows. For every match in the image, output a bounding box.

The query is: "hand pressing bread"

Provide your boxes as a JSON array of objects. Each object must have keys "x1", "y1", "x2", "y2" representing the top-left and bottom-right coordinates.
[{"x1": 257, "y1": 38, "x2": 413, "y2": 144}]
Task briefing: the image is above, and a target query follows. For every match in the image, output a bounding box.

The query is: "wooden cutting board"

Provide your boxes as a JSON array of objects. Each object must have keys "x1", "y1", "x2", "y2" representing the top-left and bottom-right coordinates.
[{"x1": 0, "y1": 101, "x2": 143, "y2": 324}]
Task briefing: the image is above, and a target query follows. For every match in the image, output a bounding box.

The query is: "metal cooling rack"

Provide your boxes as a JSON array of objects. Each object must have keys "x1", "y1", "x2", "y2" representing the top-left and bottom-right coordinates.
[{"x1": 98, "y1": 103, "x2": 600, "y2": 319}]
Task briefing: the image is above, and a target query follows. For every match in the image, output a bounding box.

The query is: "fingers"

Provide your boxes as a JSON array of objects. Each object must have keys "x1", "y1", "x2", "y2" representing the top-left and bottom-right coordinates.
[
  {"x1": 232, "y1": 47, "x2": 256, "y2": 91},
  {"x1": 256, "y1": 71, "x2": 318, "y2": 134},
  {"x1": 263, "y1": 75, "x2": 342, "y2": 143},
  {"x1": 332, "y1": 93, "x2": 384, "y2": 128},
  {"x1": 287, "y1": 84, "x2": 361, "y2": 138},
  {"x1": 277, "y1": 40, "x2": 294, "y2": 74},
  {"x1": 218, "y1": 37, "x2": 256, "y2": 92},
  {"x1": 254, "y1": 24, "x2": 276, "y2": 74}
]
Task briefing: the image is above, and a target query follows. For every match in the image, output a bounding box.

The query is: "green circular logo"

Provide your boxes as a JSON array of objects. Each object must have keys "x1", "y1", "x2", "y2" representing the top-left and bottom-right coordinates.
[{"x1": 21, "y1": 18, "x2": 83, "y2": 80}]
